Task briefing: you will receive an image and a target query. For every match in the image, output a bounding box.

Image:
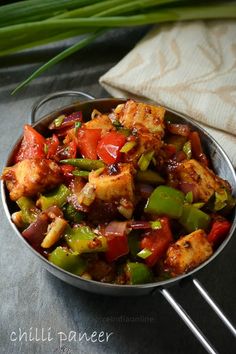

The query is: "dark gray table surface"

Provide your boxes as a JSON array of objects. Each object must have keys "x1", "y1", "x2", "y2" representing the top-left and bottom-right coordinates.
[{"x1": 0, "y1": 28, "x2": 235, "y2": 354}]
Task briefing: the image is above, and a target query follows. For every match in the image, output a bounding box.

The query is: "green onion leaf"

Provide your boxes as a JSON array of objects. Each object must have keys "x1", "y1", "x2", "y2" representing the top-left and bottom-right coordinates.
[
  {"x1": 150, "y1": 220, "x2": 162, "y2": 229},
  {"x1": 54, "y1": 114, "x2": 65, "y2": 127},
  {"x1": 183, "y1": 141, "x2": 192, "y2": 159},
  {"x1": 72, "y1": 170, "x2": 89, "y2": 178},
  {"x1": 120, "y1": 141, "x2": 136, "y2": 153},
  {"x1": 185, "y1": 191, "x2": 193, "y2": 204},
  {"x1": 137, "y1": 248, "x2": 152, "y2": 259},
  {"x1": 192, "y1": 202, "x2": 205, "y2": 209},
  {"x1": 214, "y1": 189, "x2": 228, "y2": 211},
  {"x1": 138, "y1": 150, "x2": 154, "y2": 171}
]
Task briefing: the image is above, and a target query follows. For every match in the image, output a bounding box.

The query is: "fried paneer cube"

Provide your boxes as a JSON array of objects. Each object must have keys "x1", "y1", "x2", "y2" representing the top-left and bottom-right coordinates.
[
  {"x1": 177, "y1": 159, "x2": 229, "y2": 202},
  {"x1": 2, "y1": 158, "x2": 62, "y2": 201},
  {"x1": 89, "y1": 163, "x2": 134, "y2": 203},
  {"x1": 115, "y1": 99, "x2": 165, "y2": 136},
  {"x1": 125, "y1": 131, "x2": 162, "y2": 163},
  {"x1": 85, "y1": 114, "x2": 113, "y2": 135},
  {"x1": 165, "y1": 229, "x2": 213, "y2": 275}
]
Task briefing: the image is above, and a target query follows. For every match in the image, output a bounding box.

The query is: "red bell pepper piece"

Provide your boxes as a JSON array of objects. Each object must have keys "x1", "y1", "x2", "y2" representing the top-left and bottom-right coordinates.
[
  {"x1": 189, "y1": 131, "x2": 209, "y2": 166},
  {"x1": 15, "y1": 124, "x2": 46, "y2": 162},
  {"x1": 97, "y1": 131, "x2": 126, "y2": 164},
  {"x1": 140, "y1": 217, "x2": 173, "y2": 267},
  {"x1": 77, "y1": 128, "x2": 102, "y2": 160},
  {"x1": 60, "y1": 164, "x2": 75, "y2": 179},
  {"x1": 45, "y1": 134, "x2": 59, "y2": 159},
  {"x1": 207, "y1": 220, "x2": 231, "y2": 246},
  {"x1": 104, "y1": 222, "x2": 129, "y2": 262}
]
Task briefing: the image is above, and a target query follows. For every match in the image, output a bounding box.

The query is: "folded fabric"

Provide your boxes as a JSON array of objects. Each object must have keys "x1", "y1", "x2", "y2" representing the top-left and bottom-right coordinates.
[{"x1": 100, "y1": 20, "x2": 236, "y2": 167}]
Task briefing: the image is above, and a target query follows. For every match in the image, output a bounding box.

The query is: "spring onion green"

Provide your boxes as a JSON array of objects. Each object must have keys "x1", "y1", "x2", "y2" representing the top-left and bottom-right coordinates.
[{"x1": 0, "y1": 0, "x2": 234, "y2": 92}]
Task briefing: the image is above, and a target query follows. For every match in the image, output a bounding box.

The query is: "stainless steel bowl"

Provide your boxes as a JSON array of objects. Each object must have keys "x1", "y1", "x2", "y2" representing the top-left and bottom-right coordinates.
[{"x1": 1, "y1": 91, "x2": 236, "y2": 353}]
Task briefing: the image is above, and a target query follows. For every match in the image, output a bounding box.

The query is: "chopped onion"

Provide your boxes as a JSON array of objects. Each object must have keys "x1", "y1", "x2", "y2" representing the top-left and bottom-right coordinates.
[
  {"x1": 105, "y1": 221, "x2": 128, "y2": 237},
  {"x1": 167, "y1": 123, "x2": 190, "y2": 137},
  {"x1": 137, "y1": 183, "x2": 154, "y2": 198},
  {"x1": 49, "y1": 111, "x2": 82, "y2": 130},
  {"x1": 130, "y1": 221, "x2": 151, "y2": 230},
  {"x1": 22, "y1": 213, "x2": 49, "y2": 247}
]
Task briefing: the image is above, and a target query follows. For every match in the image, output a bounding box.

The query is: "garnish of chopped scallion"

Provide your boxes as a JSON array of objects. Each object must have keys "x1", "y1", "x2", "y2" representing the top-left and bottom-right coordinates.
[
  {"x1": 117, "y1": 205, "x2": 133, "y2": 219},
  {"x1": 137, "y1": 248, "x2": 152, "y2": 259},
  {"x1": 185, "y1": 191, "x2": 193, "y2": 204},
  {"x1": 74, "y1": 121, "x2": 82, "y2": 132},
  {"x1": 72, "y1": 170, "x2": 89, "y2": 178},
  {"x1": 138, "y1": 150, "x2": 154, "y2": 171},
  {"x1": 183, "y1": 141, "x2": 192, "y2": 159},
  {"x1": 112, "y1": 120, "x2": 122, "y2": 128},
  {"x1": 44, "y1": 143, "x2": 48, "y2": 154},
  {"x1": 214, "y1": 189, "x2": 228, "y2": 211},
  {"x1": 117, "y1": 128, "x2": 131, "y2": 137},
  {"x1": 192, "y1": 202, "x2": 205, "y2": 209},
  {"x1": 120, "y1": 141, "x2": 136, "y2": 153},
  {"x1": 150, "y1": 220, "x2": 162, "y2": 229},
  {"x1": 54, "y1": 114, "x2": 65, "y2": 127}
]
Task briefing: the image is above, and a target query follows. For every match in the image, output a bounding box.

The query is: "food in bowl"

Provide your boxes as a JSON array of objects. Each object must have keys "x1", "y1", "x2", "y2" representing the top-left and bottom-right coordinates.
[{"x1": 1, "y1": 100, "x2": 235, "y2": 284}]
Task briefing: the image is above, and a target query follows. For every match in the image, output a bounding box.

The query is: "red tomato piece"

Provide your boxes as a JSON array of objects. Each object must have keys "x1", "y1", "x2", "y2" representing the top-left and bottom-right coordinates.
[
  {"x1": 207, "y1": 220, "x2": 231, "y2": 246},
  {"x1": 140, "y1": 217, "x2": 173, "y2": 267},
  {"x1": 46, "y1": 134, "x2": 59, "y2": 159},
  {"x1": 105, "y1": 233, "x2": 129, "y2": 263},
  {"x1": 77, "y1": 128, "x2": 102, "y2": 160},
  {"x1": 15, "y1": 125, "x2": 46, "y2": 162},
  {"x1": 97, "y1": 131, "x2": 126, "y2": 164}
]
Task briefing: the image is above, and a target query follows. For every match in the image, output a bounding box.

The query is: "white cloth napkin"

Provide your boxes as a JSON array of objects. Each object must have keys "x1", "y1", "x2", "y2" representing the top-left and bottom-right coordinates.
[{"x1": 100, "y1": 21, "x2": 236, "y2": 166}]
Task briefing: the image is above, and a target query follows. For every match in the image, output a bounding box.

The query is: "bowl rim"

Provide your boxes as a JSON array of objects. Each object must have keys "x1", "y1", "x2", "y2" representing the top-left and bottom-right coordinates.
[{"x1": 1, "y1": 97, "x2": 236, "y2": 291}]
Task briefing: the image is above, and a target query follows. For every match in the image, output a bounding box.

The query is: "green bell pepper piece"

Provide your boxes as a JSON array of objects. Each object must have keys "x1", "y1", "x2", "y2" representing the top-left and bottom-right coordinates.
[
  {"x1": 63, "y1": 204, "x2": 84, "y2": 223},
  {"x1": 16, "y1": 197, "x2": 39, "y2": 224},
  {"x1": 37, "y1": 184, "x2": 70, "y2": 210},
  {"x1": 126, "y1": 262, "x2": 154, "y2": 284},
  {"x1": 60, "y1": 158, "x2": 104, "y2": 171},
  {"x1": 48, "y1": 246, "x2": 87, "y2": 276},
  {"x1": 65, "y1": 226, "x2": 107, "y2": 254},
  {"x1": 179, "y1": 204, "x2": 210, "y2": 233},
  {"x1": 145, "y1": 185, "x2": 185, "y2": 219},
  {"x1": 136, "y1": 170, "x2": 165, "y2": 185}
]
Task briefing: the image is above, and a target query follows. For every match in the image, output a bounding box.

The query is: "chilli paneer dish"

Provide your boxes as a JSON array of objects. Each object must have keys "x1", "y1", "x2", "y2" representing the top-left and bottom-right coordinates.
[{"x1": 2, "y1": 100, "x2": 235, "y2": 284}]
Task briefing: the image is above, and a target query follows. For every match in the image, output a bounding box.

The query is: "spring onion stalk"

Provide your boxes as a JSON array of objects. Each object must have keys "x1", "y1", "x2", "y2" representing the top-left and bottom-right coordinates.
[
  {"x1": 0, "y1": 0, "x2": 174, "y2": 52},
  {"x1": 12, "y1": 30, "x2": 104, "y2": 94},
  {"x1": 2, "y1": 3, "x2": 236, "y2": 40},
  {"x1": 53, "y1": 0, "x2": 179, "y2": 19},
  {"x1": 2, "y1": 3, "x2": 236, "y2": 52},
  {"x1": 0, "y1": 0, "x2": 100, "y2": 27},
  {"x1": 0, "y1": 0, "x2": 233, "y2": 92}
]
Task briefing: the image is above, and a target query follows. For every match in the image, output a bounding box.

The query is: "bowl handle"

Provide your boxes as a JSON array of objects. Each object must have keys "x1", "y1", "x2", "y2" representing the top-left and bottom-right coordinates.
[
  {"x1": 157, "y1": 278, "x2": 236, "y2": 354},
  {"x1": 30, "y1": 90, "x2": 95, "y2": 124}
]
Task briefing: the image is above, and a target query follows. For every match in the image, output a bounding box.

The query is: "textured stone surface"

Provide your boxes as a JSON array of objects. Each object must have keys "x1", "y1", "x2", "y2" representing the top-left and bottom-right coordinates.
[{"x1": 0, "y1": 28, "x2": 235, "y2": 354}]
